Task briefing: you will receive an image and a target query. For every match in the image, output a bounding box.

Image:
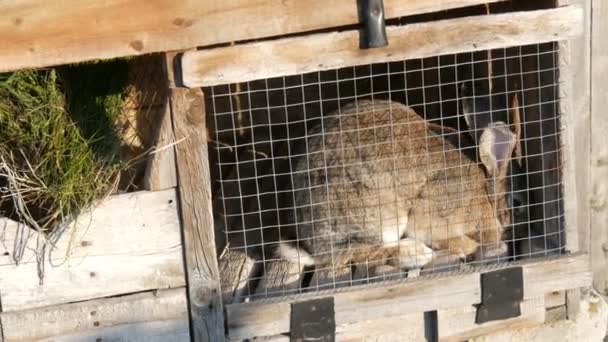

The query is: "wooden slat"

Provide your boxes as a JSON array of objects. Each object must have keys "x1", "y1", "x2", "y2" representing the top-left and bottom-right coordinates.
[
  {"x1": 170, "y1": 87, "x2": 224, "y2": 341},
  {"x1": 219, "y1": 249, "x2": 257, "y2": 304},
  {"x1": 0, "y1": 0, "x2": 506, "y2": 72},
  {"x1": 0, "y1": 288, "x2": 188, "y2": 341},
  {"x1": 336, "y1": 312, "x2": 426, "y2": 342},
  {"x1": 558, "y1": 0, "x2": 591, "y2": 256},
  {"x1": 437, "y1": 296, "x2": 546, "y2": 342},
  {"x1": 181, "y1": 6, "x2": 583, "y2": 87},
  {"x1": 590, "y1": 0, "x2": 608, "y2": 296},
  {"x1": 255, "y1": 260, "x2": 304, "y2": 297},
  {"x1": 225, "y1": 254, "x2": 590, "y2": 340},
  {"x1": 0, "y1": 189, "x2": 184, "y2": 312},
  {"x1": 144, "y1": 98, "x2": 178, "y2": 191}
]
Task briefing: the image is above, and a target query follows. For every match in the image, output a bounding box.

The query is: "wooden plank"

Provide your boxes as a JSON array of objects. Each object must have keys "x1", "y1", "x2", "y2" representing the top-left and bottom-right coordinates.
[
  {"x1": 437, "y1": 296, "x2": 546, "y2": 342},
  {"x1": 0, "y1": 189, "x2": 185, "y2": 312},
  {"x1": 545, "y1": 291, "x2": 566, "y2": 309},
  {"x1": 558, "y1": 0, "x2": 591, "y2": 256},
  {"x1": 170, "y1": 87, "x2": 224, "y2": 341},
  {"x1": 566, "y1": 289, "x2": 581, "y2": 320},
  {"x1": 219, "y1": 249, "x2": 257, "y2": 304},
  {"x1": 336, "y1": 312, "x2": 426, "y2": 342},
  {"x1": 39, "y1": 320, "x2": 189, "y2": 342},
  {"x1": 0, "y1": 0, "x2": 506, "y2": 72},
  {"x1": 0, "y1": 288, "x2": 188, "y2": 341},
  {"x1": 225, "y1": 254, "x2": 590, "y2": 340},
  {"x1": 590, "y1": 0, "x2": 608, "y2": 296},
  {"x1": 144, "y1": 99, "x2": 178, "y2": 191},
  {"x1": 181, "y1": 6, "x2": 584, "y2": 87},
  {"x1": 255, "y1": 260, "x2": 304, "y2": 298}
]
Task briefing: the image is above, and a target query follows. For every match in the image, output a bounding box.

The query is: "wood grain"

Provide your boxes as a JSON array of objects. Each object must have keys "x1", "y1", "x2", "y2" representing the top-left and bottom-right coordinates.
[
  {"x1": 255, "y1": 260, "x2": 304, "y2": 298},
  {"x1": 225, "y1": 254, "x2": 590, "y2": 340},
  {"x1": 144, "y1": 98, "x2": 177, "y2": 191},
  {"x1": 181, "y1": 6, "x2": 583, "y2": 87},
  {"x1": 0, "y1": 189, "x2": 185, "y2": 312},
  {"x1": 590, "y1": 0, "x2": 608, "y2": 296},
  {"x1": 170, "y1": 87, "x2": 224, "y2": 341},
  {"x1": 437, "y1": 296, "x2": 546, "y2": 342},
  {"x1": 0, "y1": 0, "x2": 506, "y2": 72},
  {"x1": 0, "y1": 288, "x2": 188, "y2": 341},
  {"x1": 219, "y1": 249, "x2": 257, "y2": 304}
]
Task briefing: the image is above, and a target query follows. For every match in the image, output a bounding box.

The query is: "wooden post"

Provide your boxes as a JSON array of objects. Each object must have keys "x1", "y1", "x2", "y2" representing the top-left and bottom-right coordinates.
[
  {"x1": 590, "y1": 0, "x2": 608, "y2": 296},
  {"x1": 558, "y1": 0, "x2": 592, "y2": 318},
  {"x1": 170, "y1": 85, "x2": 225, "y2": 341}
]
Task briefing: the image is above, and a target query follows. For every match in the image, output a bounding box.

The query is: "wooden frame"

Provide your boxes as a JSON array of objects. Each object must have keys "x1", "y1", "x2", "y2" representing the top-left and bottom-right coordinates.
[
  {"x1": 0, "y1": 0, "x2": 507, "y2": 73},
  {"x1": 181, "y1": 6, "x2": 582, "y2": 87},
  {"x1": 0, "y1": 0, "x2": 597, "y2": 340},
  {"x1": 168, "y1": 3, "x2": 592, "y2": 341},
  {"x1": 225, "y1": 254, "x2": 590, "y2": 340}
]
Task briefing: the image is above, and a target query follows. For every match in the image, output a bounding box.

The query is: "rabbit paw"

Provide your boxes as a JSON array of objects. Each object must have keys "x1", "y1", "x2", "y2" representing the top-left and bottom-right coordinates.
[{"x1": 397, "y1": 238, "x2": 434, "y2": 269}]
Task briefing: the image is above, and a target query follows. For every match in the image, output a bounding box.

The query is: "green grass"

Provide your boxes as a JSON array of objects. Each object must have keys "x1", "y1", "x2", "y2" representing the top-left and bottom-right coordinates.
[{"x1": 0, "y1": 62, "x2": 129, "y2": 234}]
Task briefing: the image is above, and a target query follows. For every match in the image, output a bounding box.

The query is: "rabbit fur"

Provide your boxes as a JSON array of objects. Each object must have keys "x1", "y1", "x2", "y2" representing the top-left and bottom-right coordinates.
[{"x1": 278, "y1": 96, "x2": 519, "y2": 271}]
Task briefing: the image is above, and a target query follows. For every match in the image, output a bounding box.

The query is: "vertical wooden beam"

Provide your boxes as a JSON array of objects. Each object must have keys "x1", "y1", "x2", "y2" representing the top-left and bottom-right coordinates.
[
  {"x1": 559, "y1": 0, "x2": 591, "y2": 255},
  {"x1": 590, "y1": 0, "x2": 608, "y2": 296},
  {"x1": 558, "y1": 0, "x2": 592, "y2": 318},
  {"x1": 170, "y1": 84, "x2": 225, "y2": 340}
]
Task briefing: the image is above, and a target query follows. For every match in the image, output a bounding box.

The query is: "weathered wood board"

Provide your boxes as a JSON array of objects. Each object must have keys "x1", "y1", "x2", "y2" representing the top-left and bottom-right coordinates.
[
  {"x1": 225, "y1": 254, "x2": 590, "y2": 340},
  {"x1": 590, "y1": 0, "x2": 608, "y2": 296},
  {"x1": 144, "y1": 99, "x2": 178, "y2": 191},
  {"x1": 0, "y1": 189, "x2": 185, "y2": 312},
  {"x1": 170, "y1": 87, "x2": 225, "y2": 341},
  {"x1": 0, "y1": 288, "x2": 188, "y2": 342},
  {"x1": 182, "y1": 6, "x2": 583, "y2": 87},
  {"x1": 0, "y1": 0, "x2": 507, "y2": 72},
  {"x1": 219, "y1": 249, "x2": 257, "y2": 304},
  {"x1": 437, "y1": 296, "x2": 546, "y2": 342}
]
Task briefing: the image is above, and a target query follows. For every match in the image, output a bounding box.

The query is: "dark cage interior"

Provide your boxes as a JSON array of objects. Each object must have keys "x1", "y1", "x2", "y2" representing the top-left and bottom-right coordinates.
[{"x1": 206, "y1": 42, "x2": 564, "y2": 301}]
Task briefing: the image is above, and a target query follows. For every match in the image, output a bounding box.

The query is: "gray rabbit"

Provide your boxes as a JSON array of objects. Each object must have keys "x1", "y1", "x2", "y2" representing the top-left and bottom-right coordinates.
[{"x1": 277, "y1": 90, "x2": 521, "y2": 272}]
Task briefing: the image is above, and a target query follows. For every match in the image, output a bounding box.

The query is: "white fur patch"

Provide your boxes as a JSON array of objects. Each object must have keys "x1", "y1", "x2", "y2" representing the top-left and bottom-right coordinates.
[
  {"x1": 381, "y1": 215, "x2": 408, "y2": 247},
  {"x1": 276, "y1": 242, "x2": 315, "y2": 266}
]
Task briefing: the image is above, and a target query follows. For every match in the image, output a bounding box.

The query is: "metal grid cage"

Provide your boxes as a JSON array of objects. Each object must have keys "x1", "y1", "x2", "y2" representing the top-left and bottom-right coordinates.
[{"x1": 206, "y1": 42, "x2": 564, "y2": 301}]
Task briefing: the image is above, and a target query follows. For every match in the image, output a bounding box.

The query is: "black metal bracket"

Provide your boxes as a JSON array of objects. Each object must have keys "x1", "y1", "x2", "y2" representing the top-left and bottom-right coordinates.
[
  {"x1": 357, "y1": 0, "x2": 388, "y2": 49},
  {"x1": 290, "y1": 297, "x2": 335, "y2": 342},
  {"x1": 475, "y1": 267, "x2": 524, "y2": 324}
]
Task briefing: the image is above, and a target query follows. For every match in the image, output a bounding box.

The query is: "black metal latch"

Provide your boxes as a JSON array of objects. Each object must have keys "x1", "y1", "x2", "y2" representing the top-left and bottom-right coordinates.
[
  {"x1": 290, "y1": 297, "x2": 336, "y2": 342},
  {"x1": 475, "y1": 267, "x2": 524, "y2": 324},
  {"x1": 357, "y1": 0, "x2": 388, "y2": 49}
]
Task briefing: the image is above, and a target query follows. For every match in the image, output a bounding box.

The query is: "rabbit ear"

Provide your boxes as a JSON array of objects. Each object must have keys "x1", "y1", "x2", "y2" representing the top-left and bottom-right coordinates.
[{"x1": 479, "y1": 122, "x2": 517, "y2": 178}]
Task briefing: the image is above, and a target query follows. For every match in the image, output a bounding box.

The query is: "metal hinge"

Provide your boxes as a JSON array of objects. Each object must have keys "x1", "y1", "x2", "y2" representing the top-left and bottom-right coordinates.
[
  {"x1": 475, "y1": 267, "x2": 524, "y2": 324},
  {"x1": 357, "y1": 0, "x2": 388, "y2": 49},
  {"x1": 290, "y1": 297, "x2": 336, "y2": 342}
]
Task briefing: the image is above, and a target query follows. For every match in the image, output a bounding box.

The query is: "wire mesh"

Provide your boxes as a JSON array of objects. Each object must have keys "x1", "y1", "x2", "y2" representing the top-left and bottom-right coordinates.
[{"x1": 206, "y1": 42, "x2": 565, "y2": 301}]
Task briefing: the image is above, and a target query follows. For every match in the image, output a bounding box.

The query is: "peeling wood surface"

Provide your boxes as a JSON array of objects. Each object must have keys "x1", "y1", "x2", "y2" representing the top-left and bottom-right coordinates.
[
  {"x1": 170, "y1": 87, "x2": 224, "y2": 341},
  {"x1": 0, "y1": 288, "x2": 188, "y2": 342},
  {"x1": 182, "y1": 6, "x2": 583, "y2": 87},
  {"x1": 0, "y1": 189, "x2": 185, "y2": 312},
  {"x1": 225, "y1": 254, "x2": 590, "y2": 340},
  {"x1": 0, "y1": 0, "x2": 506, "y2": 72}
]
